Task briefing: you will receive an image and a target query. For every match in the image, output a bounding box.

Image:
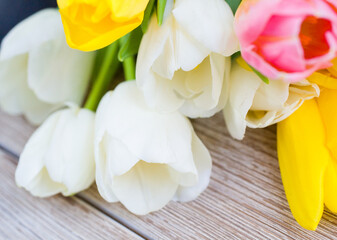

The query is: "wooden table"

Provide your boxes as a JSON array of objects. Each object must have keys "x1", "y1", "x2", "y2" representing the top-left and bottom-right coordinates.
[{"x1": 1, "y1": 110, "x2": 337, "y2": 239}]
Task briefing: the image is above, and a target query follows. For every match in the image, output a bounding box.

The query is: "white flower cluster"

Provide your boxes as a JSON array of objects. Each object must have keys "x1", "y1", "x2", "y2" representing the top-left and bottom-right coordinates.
[{"x1": 2, "y1": 1, "x2": 318, "y2": 215}]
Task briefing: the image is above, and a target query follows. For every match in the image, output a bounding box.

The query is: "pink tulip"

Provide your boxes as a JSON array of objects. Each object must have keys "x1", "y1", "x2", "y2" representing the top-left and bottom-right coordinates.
[{"x1": 235, "y1": 0, "x2": 337, "y2": 82}]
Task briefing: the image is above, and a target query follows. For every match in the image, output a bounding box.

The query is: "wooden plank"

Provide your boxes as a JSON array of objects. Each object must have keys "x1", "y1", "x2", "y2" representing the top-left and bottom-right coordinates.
[
  {"x1": 0, "y1": 149, "x2": 143, "y2": 240},
  {"x1": 1, "y1": 110, "x2": 337, "y2": 239}
]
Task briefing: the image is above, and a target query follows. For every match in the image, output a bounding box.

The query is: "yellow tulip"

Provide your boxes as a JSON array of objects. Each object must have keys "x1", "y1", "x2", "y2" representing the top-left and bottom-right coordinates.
[
  {"x1": 57, "y1": 0, "x2": 149, "y2": 51},
  {"x1": 277, "y1": 60, "x2": 337, "y2": 230}
]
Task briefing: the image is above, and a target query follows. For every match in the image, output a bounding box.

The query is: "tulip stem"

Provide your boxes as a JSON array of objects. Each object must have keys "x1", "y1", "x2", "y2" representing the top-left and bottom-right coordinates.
[
  {"x1": 84, "y1": 42, "x2": 120, "y2": 111},
  {"x1": 122, "y1": 56, "x2": 136, "y2": 81}
]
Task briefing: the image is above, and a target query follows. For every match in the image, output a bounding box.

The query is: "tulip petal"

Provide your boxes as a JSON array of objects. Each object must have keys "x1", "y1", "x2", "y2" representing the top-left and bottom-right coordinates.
[
  {"x1": 173, "y1": 23, "x2": 209, "y2": 72},
  {"x1": 246, "y1": 80, "x2": 319, "y2": 129},
  {"x1": 316, "y1": 89, "x2": 337, "y2": 159},
  {"x1": 15, "y1": 111, "x2": 62, "y2": 196},
  {"x1": 19, "y1": 92, "x2": 60, "y2": 126},
  {"x1": 94, "y1": 92, "x2": 119, "y2": 202},
  {"x1": 0, "y1": 56, "x2": 27, "y2": 115},
  {"x1": 59, "y1": 6, "x2": 143, "y2": 51},
  {"x1": 0, "y1": 54, "x2": 55, "y2": 124},
  {"x1": 103, "y1": 135, "x2": 139, "y2": 176},
  {"x1": 277, "y1": 99, "x2": 330, "y2": 230},
  {"x1": 183, "y1": 53, "x2": 228, "y2": 117},
  {"x1": 223, "y1": 62, "x2": 261, "y2": 140},
  {"x1": 111, "y1": 0, "x2": 149, "y2": 20},
  {"x1": 27, "y1": 37, "x2": 95, "y2": 104},
  {"x1": 0, "y1": 9, "x2": 62, "y2": 61},
  {"x1": 59, "y1": 109, "x2": 95, "y2": 195},
  {"x1": 258, "y1": 37, "x2": 306, "y2": 73},
  {"x1": 324, "y1": 161, "x2": 337, "y2": 213},
  {"x1": 98, "y1": 81, "x2": 195, "y2": 169},
  {"x1": 136, "y1": 0, "x2": 232, "y2": 116},
  {"x1": 316, "y1": 89, "x2": 337, "y2": 212},
  {"x1": 308, "y1": 71, "x2": 337, "y2": 90},
  {"x1": 173, "y1": 0, "x2": 238, "y2": 56},
  {"x1": 95, "y1": 81, "x2": 211, "y2": 213},
  {"x1": 25, "y1": 168, "x2": 66, "y2": 197},
  {"x1": 174, "y1": 132, "x2": 212, "y2": 202},
  {"x1": 136, "y1": 17, "x2": 185, "y2": 112},
  {"x1": 111, "y1": 161, "x2": 178, "y2": 215},
  {"x1": 95, "y1": 137, "x2": 119, "y2": 202},
  {"x1": 42, "y1": 108, "x2": 95, "y2": 195},
  {"x1": 250, "y1": 79, "x2": 289, "y2": 111},
  {"x1": 16, "y1": 108, "x2": 95, "y2": 196}
]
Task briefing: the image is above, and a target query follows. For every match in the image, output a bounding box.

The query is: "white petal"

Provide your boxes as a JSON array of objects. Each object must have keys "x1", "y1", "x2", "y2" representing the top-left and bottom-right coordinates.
[
  {"x1": 111, "y1": 161, "x2": 179, "y2": 215},
  {"x1": 246, "y1": 80, "x2": 320, "y2": 128},
  {"x1": 246, "y1": 110, "x2": 278, "y2": 129},
  {"x1": 19, "y1": 83, "x2": 61, "y2": 125},
  {"x1": 136, "y1": 17, "x2": 184, "y2": 112},
  {"x1": 0, "y1": 55, "x2": 27, "y2": 115},
  {"x1": 58, "y1": 108, "x2": 95, "y2": 195},
  {"x1": 181, "y1": 54, "x2": 229, "y2": 118},
  {"x1": 136, "y1": 16, "x2": 172, "y2": 88},
  {"x1": 94, "y1": 93, "x2": 120, "y2": 201},
  {"x1": 25, "y1": 168, "x2": 66, "y2": 197},
  {"x1": 173, "y1": 19, "x2": 209, "y2": 72},
  {"x1": 250, "y1": 80, "x2": 289, "y2": 111},
  {"x1": 173, "y1": 0, "x2": 239, "y2": 56},
  {"x1": 223, "y1": 62, "x2": 261, "y2": 140},
  {"x1": 44, "y1": 108, "x2": 95, "y2": 195},
  {"x1": 27, "y1": 37, "x2": 95, "y2": 104},
  {"x1": 15, "y1": 110, "x2": 60, "y2": 194},
  {"x1": 0, "y1": 55, "x2": 61, "y2": 125},
  {"x1": 95, "y1": 134, "x2": 119, "y2": 202},
  {"x1": 136, "y1": 0, "x2": 235, "y2": 116},
  {"x1": 103, "y1": 134, "x2": 139, "y2": 176},
  {"x1": 96, "y1": 81, "x2": 195, "y2": 168},
  {"x1": 0, "y1": 9, "x2": 62, "y2": 61},
  {"x1": 174, "y1": 132, "x2": 212, "y2": 202},
  {"x1": 43, "y1": 110, "x2": 74, "y2": 183}
]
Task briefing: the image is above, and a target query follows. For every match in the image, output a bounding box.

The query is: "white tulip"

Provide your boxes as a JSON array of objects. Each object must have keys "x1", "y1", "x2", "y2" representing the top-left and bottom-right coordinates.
[
  {"x1": 224, "y1": 61, "x2": 320, "y2": 140},
  {"x1": 95, "y1": 81, "x2": 212, "y2": 215},
  {"x1": 0, "y1": 9, "x2": 95, "y2": 125},
  {"x1": 15, "y1": 106, "x2": 95, "y2": 197},
  {"x1": 136, "y1": 0, "x2": 238, "y2": 118}
]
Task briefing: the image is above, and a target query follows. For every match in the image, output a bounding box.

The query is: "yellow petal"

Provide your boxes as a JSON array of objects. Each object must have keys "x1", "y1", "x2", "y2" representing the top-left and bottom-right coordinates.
[
  {"x1": 58, "y1": 0, "x2": 148, "y2": 51},
  {"x1": 327, "y1": 58, "x2": 337, "y2": 77},
  {"x1": 111, "y1": 0, "x2": 149, "y2": 20},
  {"x1": 316, "y1": 89, "x2": 337, "y2": 213},
  {"x1": 317, "y1": 89, "x2": 337, "y2": 159},
  {"x1": 324, "y1": 161, "x2": 337, "y2": 213},
  {"x1": 235, "y1": 56, "x2": 252, "y2": 72},
  {"x1": 307, "y1": 71, "x2": 337, "y2": 90},
  {"x1": 277, "y1": 99, "x2": 330, "y2": 230}
]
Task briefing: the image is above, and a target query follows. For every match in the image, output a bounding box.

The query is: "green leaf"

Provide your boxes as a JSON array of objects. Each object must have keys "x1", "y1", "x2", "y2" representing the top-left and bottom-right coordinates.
[
  {"x1": 157, "y1": 0, "x2": 167, "y2": 25},
  {"x1": 249, "y1": 65, "x2": 270, "y2": 84},
  {"x1": 226, "y1": 0, "x2": 242, "y2": 14},
  {"x1": 90, "y1": 48, "x2": 108, "y2": 84},
  {"x1": 232, "y1": 51, "x2": 269, "y2": 84},
  {"x1": 118, "y1": 27, "x2": 143, "y2": 62},
  {"x1": 141, "y1": 0, "x2": 156, "y2": 33},
  {"x1": 231, "y1": 51, "x2": 241, "y2": 61}
]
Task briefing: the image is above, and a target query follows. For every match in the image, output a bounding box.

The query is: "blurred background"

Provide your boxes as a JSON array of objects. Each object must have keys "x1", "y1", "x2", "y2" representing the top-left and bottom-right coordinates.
[{"x1": 0, "y1": 0, "x2": 57, "y2": 41}]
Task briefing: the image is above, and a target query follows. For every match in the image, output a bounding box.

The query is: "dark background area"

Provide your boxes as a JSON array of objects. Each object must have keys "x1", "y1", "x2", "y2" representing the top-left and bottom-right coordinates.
[{"x1": 0, "y1": 0, "x2": 57, "y2": 41}]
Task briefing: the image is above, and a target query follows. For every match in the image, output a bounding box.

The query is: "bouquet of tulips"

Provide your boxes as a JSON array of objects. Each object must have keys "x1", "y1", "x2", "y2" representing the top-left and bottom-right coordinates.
[{"x1": 1, "y1": 0, "x2": 337, "y2": 231}]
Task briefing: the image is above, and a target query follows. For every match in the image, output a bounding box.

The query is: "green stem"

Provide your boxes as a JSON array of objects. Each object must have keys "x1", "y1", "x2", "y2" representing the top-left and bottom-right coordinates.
[
  {"x1": 122, "y1": 56, "x2": 136, "y2": 81},
  {"x1": 84, "y1": 42, "x2": 120, "y2": 111}
]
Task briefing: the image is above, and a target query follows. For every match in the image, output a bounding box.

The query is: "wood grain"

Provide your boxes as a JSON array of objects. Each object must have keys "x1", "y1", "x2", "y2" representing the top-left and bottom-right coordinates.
[
  {"x1": 0, "y1": 149, "x2": 142, "y2": 240},
  {"x1": 1, "y1": 110, "x2": 337, "y2": 239}
]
